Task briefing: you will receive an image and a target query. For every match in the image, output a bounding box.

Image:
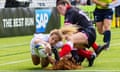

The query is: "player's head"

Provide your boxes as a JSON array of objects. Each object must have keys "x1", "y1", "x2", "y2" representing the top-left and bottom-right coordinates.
[
  {"x1": 56, "y1": 0, "x2": 71, "y2": 15},
  {"x1": 49, "y1": 29, "x2": 63, "y2": 45}
]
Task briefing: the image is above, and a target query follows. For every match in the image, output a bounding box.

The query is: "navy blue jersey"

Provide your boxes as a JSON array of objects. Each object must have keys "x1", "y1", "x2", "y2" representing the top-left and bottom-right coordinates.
[
  {"x1": 64, "y1": 7, "x2": 96, "y2": 48},
  {"x1": 65, "y1": 7, "x2": 93, "y2": 31}
]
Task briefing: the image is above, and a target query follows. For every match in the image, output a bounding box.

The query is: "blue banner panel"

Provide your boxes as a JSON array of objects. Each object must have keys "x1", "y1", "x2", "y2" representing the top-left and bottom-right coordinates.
[{"x1": 35, "y1": 9, "x2": 52, "y2": 33}]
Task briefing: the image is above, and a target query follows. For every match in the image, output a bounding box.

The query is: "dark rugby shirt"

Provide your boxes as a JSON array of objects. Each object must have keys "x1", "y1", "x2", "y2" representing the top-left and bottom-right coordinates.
[{"x1": 64, "y1": 7, "x2": 93, "y2": 31}]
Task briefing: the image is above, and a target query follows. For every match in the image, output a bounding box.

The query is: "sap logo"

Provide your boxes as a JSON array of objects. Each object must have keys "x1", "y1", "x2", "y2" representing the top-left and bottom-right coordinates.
[
  {"x1": 36, "y1": 13, "x2": 48, "y2": 28},
  {"x1": 35, "y1": 9, "x2": 52, "y2": 33}
]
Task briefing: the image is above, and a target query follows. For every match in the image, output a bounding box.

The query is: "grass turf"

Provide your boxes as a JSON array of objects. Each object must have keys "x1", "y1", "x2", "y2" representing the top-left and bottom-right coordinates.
[{"x1": 0, "y1": 28, "x2": 120, "y2": 71}]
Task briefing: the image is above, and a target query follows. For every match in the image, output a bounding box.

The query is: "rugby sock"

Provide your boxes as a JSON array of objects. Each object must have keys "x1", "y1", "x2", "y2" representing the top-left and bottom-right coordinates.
[
  {"x1": 92, "y1": 42, "x2": 99, "y2": 51},
  {"x1": 71, "y1": 50, "x2": 80, "y2": 63},
  {"x1": 59, "y1": 44, "x2": 72, "y2": 57},
  {"x1": 103, "y1": 30, "x2": 111, "y2": 44},
  {"x1": 35, "y1": 44, "x2": 40, "y2": 48},
  {"x1": 77, "y1": 49, "x2": 93, "y2": 59}
]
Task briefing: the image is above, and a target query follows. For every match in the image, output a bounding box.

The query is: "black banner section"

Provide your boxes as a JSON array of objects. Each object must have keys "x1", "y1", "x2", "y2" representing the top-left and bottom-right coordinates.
[
  {"x1": 0, "y1": 7, "x2": 60, "y2": 37},
  {"x1": 0, "y1": 8, "x2": 35, "y2": 37},
  {"x1": 45, "y1": 8, "x2": 60, "y2": 33}
]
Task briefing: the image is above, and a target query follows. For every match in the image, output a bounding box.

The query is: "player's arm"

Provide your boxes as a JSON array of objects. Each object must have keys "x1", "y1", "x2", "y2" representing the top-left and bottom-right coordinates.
[
  {"x1": 52, "y1": 47, "x2": 60, "y2": 61},
  {"x1": 34, "y1": 38, "x2": 51, "y2": 49},
  {"x1": 34, "y1": 38, "x2": 52, "y2": 55},
  {"x1": 34, "y1": 38, "x2": 48, "y2": 46},
  {"x1": 52, "y1": 41, "x2": 64, "y2": 61},
  {"x1": 64, "y1": 10, "x2": 76, "y2": 25},
  {"x1": 92, "y1": 0, "x2": 108, "y2": 7}
]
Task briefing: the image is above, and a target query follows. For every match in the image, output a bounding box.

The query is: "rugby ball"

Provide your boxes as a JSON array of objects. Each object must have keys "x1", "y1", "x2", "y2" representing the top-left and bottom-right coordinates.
[{"x1": 38, "y1": 48, "x2": 47, "y2": 58}]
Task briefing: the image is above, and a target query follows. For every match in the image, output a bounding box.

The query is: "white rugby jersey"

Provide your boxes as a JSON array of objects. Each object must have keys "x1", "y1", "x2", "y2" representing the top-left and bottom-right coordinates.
[{"x1": 30, "y1": 33, "x2": 63, "y2": 49}]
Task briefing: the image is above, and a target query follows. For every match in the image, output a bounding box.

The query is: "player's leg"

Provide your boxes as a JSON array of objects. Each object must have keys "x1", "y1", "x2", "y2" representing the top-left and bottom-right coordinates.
[
  {"x1": 31, "y1": 55, "x2": 40, "y2": 65},
  {"x1": 77, "y1": 49, "x2": 96, "y2": 67},
  {"x1": 30, "y1": 44, "x2": 40, "y2": 65},
  {"x1": 72, "y1": 32, "x2": 88, "y2": 48},
  {"x1": 71, "y1": 31, "x2": 96, "y2": 67},
  {"x1": 103, "y1": 9, "x2": 113, "y2": 50},
  {"x1": 96, "y1": 22, "x2": 104, "y2": 34},
  {"x1": 71, "y1": 50, "x2": 85, "y2": 65},
  {"x1": 89, "y1": 27, "x2": 106, "y2": 56},
  {"x1": 94, "y1": 8, "x2": 104, "y2": 34},
  {"x1": 40, "y1": 57, "x2": 50, "y2": 68},
  {"x1": 103, "y1": 19, "x2": 112, "y2": 50},
  {"x1": 92, "y1": 9, "x2": 108, "y2": 54},
  {"x1": 59, "y1": 42, "x2": 73, "y2": 57}
]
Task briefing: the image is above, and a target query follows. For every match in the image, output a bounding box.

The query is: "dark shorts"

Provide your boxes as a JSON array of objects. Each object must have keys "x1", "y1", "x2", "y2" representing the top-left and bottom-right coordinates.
[
  {"x1": 94, "y1": 8, "x2": 113, "y2": 22},
  {"x1": 81, "y1": 26, "x2": 96, "y2": 48},
  {"x1": 115, "y1": 6, "x2": 120, "y2": 17}
]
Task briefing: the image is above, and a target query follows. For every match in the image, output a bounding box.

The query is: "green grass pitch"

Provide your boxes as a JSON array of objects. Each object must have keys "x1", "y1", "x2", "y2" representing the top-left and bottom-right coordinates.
[{"x1": 0, "y1": 28, "x2": 120, "y2": 71}]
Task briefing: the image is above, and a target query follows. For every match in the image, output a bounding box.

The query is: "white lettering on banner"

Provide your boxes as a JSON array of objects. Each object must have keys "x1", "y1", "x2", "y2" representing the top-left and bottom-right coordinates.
[
  {"x1": 3, "y1": 18, "x2": 12, "y2": 28},
  {"x1": 25, "y1": 18, "x2": 34, "y2": 26},
  {"x1": 13, "y1": 18, "x2": 24, "y2": 27},
  {"x1": 2, "y1": 18, "x2": 34, "y2": 28},
  {"x1": 36, "y1": 13, "x2": 48, "y2": 28}
]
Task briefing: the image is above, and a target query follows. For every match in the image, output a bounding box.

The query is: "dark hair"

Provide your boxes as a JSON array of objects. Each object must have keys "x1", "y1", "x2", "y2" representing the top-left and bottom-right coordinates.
[{"x1": 56, "y1": 0, "x2": 71, "y2": 6}]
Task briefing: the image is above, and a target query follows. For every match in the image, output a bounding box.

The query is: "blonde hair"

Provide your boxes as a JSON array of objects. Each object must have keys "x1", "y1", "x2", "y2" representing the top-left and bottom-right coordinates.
[
  {"x1": 59, "y1": 25, "x2": 79, "y2": 35},
  {"x1": 50, "y1": 29, "x2": 63, "y2": 41}
]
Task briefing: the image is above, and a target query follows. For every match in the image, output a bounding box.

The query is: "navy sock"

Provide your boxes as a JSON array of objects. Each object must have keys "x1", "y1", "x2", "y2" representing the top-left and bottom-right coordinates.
[
  {"x1": 71, "y1": 50, "x2": 80, "y2": 63},
  {"x1": 35, "y1": 44, "x2": 40, "y2": 48},
  {"x1": 103, "y1": 30, "x2": 111, "y2": 44}
]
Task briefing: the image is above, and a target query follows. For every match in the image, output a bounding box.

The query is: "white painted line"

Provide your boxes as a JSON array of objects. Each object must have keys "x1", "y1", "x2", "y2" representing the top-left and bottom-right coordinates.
[
  {"x1": 0, "y1": 42, "x2": 29, "y2": 49},
  {"x1": 97, "y1": 60, "x2": 120, "y2": 63},
  {"x1": 111, "y1": 43, "x2": 120, "y2": 47},
  {"x1": 0, "y1": 59, "x2": 31, "y2": 66}
]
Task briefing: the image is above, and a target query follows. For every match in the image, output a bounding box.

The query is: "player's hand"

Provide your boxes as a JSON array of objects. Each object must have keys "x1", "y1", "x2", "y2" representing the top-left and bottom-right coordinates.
[
  {"x1": 48, "y1": 56, "x2": 56, "y2": 65},
  {"x1": 44, "y1": 43, "x2": 52, "y2": 54}
]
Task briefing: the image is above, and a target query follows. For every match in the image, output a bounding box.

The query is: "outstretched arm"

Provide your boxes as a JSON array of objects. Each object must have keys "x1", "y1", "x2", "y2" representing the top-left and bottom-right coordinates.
[{"x1": 52, "y1": 47, "x2": 60, "y2": 61}]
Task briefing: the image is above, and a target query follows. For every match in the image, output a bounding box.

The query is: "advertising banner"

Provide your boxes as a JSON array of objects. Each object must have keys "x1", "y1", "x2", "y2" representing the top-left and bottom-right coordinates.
[
  {"x1": 35, "y1": 8, "x2": 60, "y2": 33},
  {"x1": 0, "y1": 8, "x2": 35, "y2": 37},
  {"x1": 0, "y1": 7, "x2": 60, "y2": 37},
  {"x1": 35, "y1": 9, "x2": 52, "y2": 33}
]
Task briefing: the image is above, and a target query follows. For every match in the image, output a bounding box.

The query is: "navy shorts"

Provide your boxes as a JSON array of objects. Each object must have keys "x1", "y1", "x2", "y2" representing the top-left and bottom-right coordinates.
[
  {"x1": 85, "y1": 27, "x2": 96, "y2": 48},
  {"x1": 81, "y1": 26, "x2": 96, "y2": 48},
  {"x1": 94, "y1": 8, "x2": 113, "y2": 22}
]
